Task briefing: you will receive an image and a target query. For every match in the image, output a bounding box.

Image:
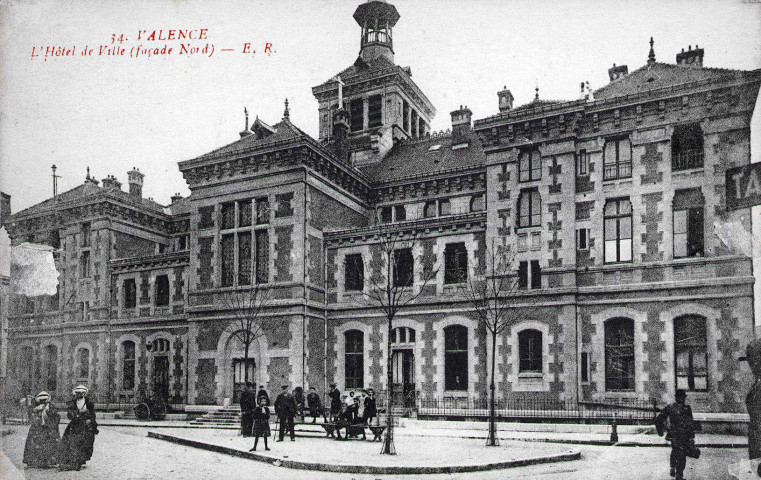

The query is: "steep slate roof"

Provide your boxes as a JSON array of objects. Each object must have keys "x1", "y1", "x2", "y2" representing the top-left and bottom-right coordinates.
[
  {"x1": 13, "y1": 181, "x2": 166, "y2": 218},
  {"x1": 359, "y1": 131, "x2": 485, "y2": 183},
  {"x1": 316, "y1": 55, "x2": 400, "y2": 89},
  {"x1": 593, "y1": 62, "x2": 757, "y2": 100},
  {"x1": 189, "y1": 118, "x2": 310, "y2": 162},
  {"x1": 510, "y1": 97, "x2": 566, "y2": 113}
]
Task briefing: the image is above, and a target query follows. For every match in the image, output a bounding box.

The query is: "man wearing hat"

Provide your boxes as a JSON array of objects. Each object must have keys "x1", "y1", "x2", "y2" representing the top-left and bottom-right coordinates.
[
  {"x1": 656, "y1": 389, "x2": 699, "y2": 480},
  {"x1": 740, "y1": 338, "x2": 761, "y2": 474},
  {"x1": 328, "y1": 383, "x2": 342, "y2": 423},
  {"x1": 274, "y1": 384, "x2": 297, "y2": 441}
]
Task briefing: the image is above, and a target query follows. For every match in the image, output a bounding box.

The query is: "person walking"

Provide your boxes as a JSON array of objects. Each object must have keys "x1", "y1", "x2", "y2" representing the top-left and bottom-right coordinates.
[
  {"x1": 740, "y1": 339, "x2": 761, "y2": 476},
  {"x1": 248, "y1": 397, "x2": 271, "y2": 452},
  {"x1": 363, "y1": 388, "x2": 377, "y2": 425},
  {"x1": 306, "y1": 386, "x2": 322, "y2": 423},
  {"x1": 22, "y1": 392, "x2": 60, "y2": 468},
  {"x1": 328, "y1": 383, "x2": 341, "y2": 422},
  {"x1": 656, "y1": 389, "x2": 700, "y2": 480},
  {"x1": 58, "y1": 385, "x2": 98, "y2": 471},
  {"x1": 274, "y1": 385, "x2": 296, "y2": 442},
  {"x1": 240, "y1": 382, "x2": 256, "y2": 437}
]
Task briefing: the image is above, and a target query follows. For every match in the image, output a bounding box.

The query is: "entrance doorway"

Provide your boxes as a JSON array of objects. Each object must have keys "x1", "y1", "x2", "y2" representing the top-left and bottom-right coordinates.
[
  {"x1": 232, "y1": 358, "x2": 256, "y2": 404},
  {"x1": 392, "y1": 349, "x2": 415, "y2": 407},
  {"x1": 152, "y1": 356, "x2": 170, "y2": 400}
]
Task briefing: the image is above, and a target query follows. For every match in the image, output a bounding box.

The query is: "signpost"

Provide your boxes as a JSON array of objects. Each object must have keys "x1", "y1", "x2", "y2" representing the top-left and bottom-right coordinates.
[{"x1": 726, "y1": 163, "x2": 761, "y2": 210}]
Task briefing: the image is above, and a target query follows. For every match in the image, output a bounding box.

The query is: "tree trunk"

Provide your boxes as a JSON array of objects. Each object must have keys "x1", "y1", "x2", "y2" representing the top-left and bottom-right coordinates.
[
  {"x1": 244, "y1": 333, "x2": 250, "y2": 384},
  {"x1": 487, "y1": 328, "x2": 498, "y2": 446},
  {"x1": 382, "y1": 312, "x2": 395, "y2": 454}
]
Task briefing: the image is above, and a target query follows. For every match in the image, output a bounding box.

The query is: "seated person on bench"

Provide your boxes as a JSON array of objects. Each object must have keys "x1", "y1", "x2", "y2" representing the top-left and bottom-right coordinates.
[{"x1": 341, "y1": 397, "x2": 365, "y2": 440}]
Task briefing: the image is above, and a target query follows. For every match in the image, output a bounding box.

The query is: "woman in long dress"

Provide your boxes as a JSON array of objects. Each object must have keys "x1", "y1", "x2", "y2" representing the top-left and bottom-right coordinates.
[
  {"x1": 58, "y1": 385, "x2": 98, "y2": 471},
  {"x1": 22, "y1": 392, "x2": 60, "y2": 468}
]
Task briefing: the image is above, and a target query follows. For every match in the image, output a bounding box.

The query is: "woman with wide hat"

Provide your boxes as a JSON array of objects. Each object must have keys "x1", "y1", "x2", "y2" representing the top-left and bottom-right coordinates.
[
  {"x1": 58, "y1": 385, "x2": 98, "y2": 471},
  {"x1": 22, "y1": 391, "x2": 60, "y2": 468}
]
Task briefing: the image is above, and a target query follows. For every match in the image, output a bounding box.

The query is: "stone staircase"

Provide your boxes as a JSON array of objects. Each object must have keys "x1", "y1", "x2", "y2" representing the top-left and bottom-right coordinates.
[{"x1": 189, "y1": 407, "x2": 242, "y2": 426}]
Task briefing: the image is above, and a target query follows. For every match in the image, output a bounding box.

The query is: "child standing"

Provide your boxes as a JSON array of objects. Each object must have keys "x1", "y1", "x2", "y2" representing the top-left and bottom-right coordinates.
[{"x1": 249, "y1": 397, "x2": 271, "y2": 452}]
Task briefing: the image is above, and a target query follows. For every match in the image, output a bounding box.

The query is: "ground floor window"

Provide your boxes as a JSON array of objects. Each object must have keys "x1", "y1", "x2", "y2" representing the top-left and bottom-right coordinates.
[
  {"x1": 518, "y1": 329, "x2": 542, "y2": 373},
  {"x1": 604, "y1": 317, "x2": 635, "y2": 391},
  {"x1": 444, "y1": 325, "x2": 468, "y2": 391},
  {"x1": 674, "y1": 315, "x2": 708, "y2": 391},
  {"x1": 345, "y1": 330, "x2": 364, "y2": 389}
]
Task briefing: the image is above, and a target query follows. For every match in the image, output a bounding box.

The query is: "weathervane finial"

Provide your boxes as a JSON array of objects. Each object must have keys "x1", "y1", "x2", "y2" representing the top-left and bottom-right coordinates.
[
  {"x1": 283, "y1": 98, "x2": 290, "y2": 120},
  {"x1": 648, "y1": 36, "x2": 656, "y2": 64}
]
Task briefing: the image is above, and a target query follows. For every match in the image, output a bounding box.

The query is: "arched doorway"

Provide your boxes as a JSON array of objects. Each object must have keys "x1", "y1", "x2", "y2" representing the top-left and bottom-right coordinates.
[
  {"x1": 221, "y1": 331, "x2": 261, "y2": 404},
  {"x1": 149, "y1": 338, "x2": 171, "y2": 400}
]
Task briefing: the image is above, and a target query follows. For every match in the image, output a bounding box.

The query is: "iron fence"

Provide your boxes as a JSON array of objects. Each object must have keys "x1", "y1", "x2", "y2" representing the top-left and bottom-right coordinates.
[{"x1": 416, "y1": 396, "x2": 659, "y2": 423}]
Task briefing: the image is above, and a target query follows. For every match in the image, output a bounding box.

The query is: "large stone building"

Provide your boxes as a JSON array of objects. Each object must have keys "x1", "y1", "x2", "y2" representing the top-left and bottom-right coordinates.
[{"x1": 5, "y1": 1, "x2": 761, "y2": 414}]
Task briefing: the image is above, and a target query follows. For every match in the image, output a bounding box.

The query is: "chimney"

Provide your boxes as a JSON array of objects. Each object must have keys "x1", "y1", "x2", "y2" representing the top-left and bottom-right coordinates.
[
  {"x1": 450, "y1": 105, "x2": 473, "y2": 137},
  {"x1": 608, "y1": 63, "x2": 629, "y2": 82},
  {"x1": 171, "y1": 192, "x2": 183, "y2": 203},
  {"x1": 101, "y1": 175, "x2": 122, "y2": 192},
  {"x1": 676, "y1": 45, "x2": 704, "y2": 67},
  {"x1": 498, "y1": 86, "x2": 514, "y2": 112},
  {"x1": 127, "y1": 167, "x2": 144, "y2": 197},
  {"x1": 0, "y1": 192, "x2": 10, "y2": 228},
  {"x1": 332, "y1": 106, "x2": 351, "y2": 162}
]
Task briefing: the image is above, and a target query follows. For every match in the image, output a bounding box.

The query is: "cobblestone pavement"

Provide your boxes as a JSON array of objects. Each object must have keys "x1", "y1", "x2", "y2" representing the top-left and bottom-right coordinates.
[{"x1": 0, "y1": 425, "x2": 750, "y2": 479}]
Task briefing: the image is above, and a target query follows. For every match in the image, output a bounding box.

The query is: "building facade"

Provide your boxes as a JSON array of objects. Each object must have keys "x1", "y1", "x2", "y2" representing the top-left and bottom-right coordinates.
[{"x1": 5, "y1": 2, "x2": 761, "y2": 414}]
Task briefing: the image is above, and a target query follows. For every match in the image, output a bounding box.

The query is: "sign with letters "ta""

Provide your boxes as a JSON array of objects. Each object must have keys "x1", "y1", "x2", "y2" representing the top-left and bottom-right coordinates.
[{"x1": 726, "y1": 163, "x2": 761, "y2": 210}]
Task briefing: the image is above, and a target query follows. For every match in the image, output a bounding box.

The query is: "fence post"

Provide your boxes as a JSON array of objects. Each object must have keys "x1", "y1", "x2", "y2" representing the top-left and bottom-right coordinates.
[{"x1": 610, "y1": 416, "x2": 618, "y2": 443}]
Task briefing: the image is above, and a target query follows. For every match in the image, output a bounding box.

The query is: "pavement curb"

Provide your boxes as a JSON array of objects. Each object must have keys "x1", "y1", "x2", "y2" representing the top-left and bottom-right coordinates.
[{"x1": 146, "y1": 431, "x2": 582, "y2": 474}]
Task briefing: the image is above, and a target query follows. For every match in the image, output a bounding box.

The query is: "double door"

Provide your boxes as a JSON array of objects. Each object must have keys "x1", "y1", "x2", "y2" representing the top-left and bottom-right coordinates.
[{"x1": 392, "y1": 349, "x2": 415, "y2": 407}]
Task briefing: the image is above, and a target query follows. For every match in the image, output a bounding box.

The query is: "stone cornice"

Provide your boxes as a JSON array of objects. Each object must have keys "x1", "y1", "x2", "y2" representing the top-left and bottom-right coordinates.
[
  {"x1": 372, "y1": 169, "x2": 486, "y2": 204},
  {"x1": 109, "y1": 251, "x2": 189, "y2": 272}
]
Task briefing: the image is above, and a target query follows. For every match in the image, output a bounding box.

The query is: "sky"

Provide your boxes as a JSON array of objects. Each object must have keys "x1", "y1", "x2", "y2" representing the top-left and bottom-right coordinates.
[{"x1": 0, "y1": 0, "x2": 760, "y2": 213}]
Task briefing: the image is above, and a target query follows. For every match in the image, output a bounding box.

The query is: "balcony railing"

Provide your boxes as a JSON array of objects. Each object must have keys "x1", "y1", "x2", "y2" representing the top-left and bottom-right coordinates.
[{"x1": 672, "y1": 150, "x2": 704, "y2": 171}]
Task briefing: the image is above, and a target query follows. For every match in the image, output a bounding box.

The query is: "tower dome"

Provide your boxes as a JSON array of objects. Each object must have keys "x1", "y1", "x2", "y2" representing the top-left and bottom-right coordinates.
[{"x1": 353, "y1": 0, "x2": 399, "y2": 64}]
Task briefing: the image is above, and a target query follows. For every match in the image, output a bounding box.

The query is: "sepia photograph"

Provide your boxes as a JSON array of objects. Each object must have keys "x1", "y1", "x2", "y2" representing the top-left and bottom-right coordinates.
[{"x1": 0, "y1": 0, "x2": 760, "y2": 478}]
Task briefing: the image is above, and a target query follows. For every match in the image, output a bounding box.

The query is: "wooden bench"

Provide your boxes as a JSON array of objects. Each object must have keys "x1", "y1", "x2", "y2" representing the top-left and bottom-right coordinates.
[{"x1": 321, "y1": 422, "x2": 386, "y2": 441}]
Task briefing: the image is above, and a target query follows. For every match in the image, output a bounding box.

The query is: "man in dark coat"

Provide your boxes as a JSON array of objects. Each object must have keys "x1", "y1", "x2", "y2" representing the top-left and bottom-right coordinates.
[
  {"x1": 59, "y1": 385, "x2": 98, "y2": 471},
  {"x1": 740, "y1": 339, "x2": 761, "y2": 475},
  {"x1": 656, "y1": 389, "x2": 699, "y2": 480},
  {"x1": 274, "y1": 385, "x2": 297, "y2": 441},
  {"x1": 363, "y1": 388, "x2": 377, "y2": 425},
  {"x1": 306, "y1": 386, "x2": 322, "y2": 423},
  {"x1": 328, "y1": 383, "x2": 342, "y2": 422},
  {"x1": 239, "y1": 382, "x2": 256, "y2": 437},
  {"x1": 256, "y1": 385, "x2": 270, "y2": 405}
]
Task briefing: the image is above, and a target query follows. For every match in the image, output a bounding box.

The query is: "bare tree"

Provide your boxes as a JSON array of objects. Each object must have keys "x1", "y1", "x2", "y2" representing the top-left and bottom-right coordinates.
[
  {"x1": 354, "y1": 226, "x2": 438, "y2": 455},
  {"x1": 220, "y1": 284, "x2": 272, "y2": 388},
  {"x1": 464, "y1": 238, "x2": 536, "y2": 446}
]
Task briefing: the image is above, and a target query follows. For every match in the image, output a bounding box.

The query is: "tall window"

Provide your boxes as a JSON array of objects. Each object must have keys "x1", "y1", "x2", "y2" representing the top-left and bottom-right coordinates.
[
  {"x1": 403, "y1": 100, "x2": 410, "y2": 133},
  {"x1": 393, "y1": 248, "x2": 414, "y2": 287},
  {"x1": 444, "y1": 325, "x2": 468, "y2": 391},
  {"x1": 604, "y1": 199, "x2": 632, "y2": 263},
  {"x1": 43, "y1": 345, "x2": 58, "y2": 391},
  {"x1": 155, "y1": 275, "x2": 170, "y2": 306},
  {"x1": 123, "y1": 341, "x2": 136, "y2": 390},
  {"x1": 671, "y1": 123, "x2": 704, "y2": 171},
  {"x1": 350, "y1": 98, "x2": 364, "y2": 132},
  {"x1": 123, "y1": 279, "x2": 137, "y2": 309},
  {"x1": 256, "y1": 197, "x2": 270, "y2": 225},
  {"x1": 80, "y1": 251, "x2": 91, "y2": 278},
  {"x1": 220, "y1": 202, "x2": 235, "y2": 230},
  {"x1": 255, "y1": 230, "x2": 269, "y2": 284},
  {"x1": 221, "y1": 234, "x2": 235, "y2": 287},
  {"x1": 78, "y1": 348, "x2": 90, "y2": 379},
  {"x1": 577, "y1": 228, "x2": 590, "y2": 250},
  {"x1": 518, "y1": 329, "x2": 543, "y2": 373},
  {"x1": 20, "y1": 346, "x2": 34, "y2": 394},
  {"x1": 379, "y1": 206, "x2": 392, "y2": 224},
  {"x1": 344, "y1": 254, "x2": 364, "y2": 291},
  {"x1": 444, "y1": 243, "x2": 468, "y2": 284},
  {"x1": 519, "y1": 149, "x2": 542, "y2": 182},
  {"x1": 674, "y1": 315, "x2": 708, "y2": 391},
  {"x1": 238, "y1": 199, "x2": 252, "y2": 227},
  {"x1": 345, "y1": 330, "x2": 364, "y2": 389},
  {"x1": 368, "y1": 95, "x2": 382, "y2": 128},
  {"x1": 394, "y1": 205, "x2": 406, "y2": 222},
  {"x1": 198, "y1": 206, "x2": 214, "y2": 229},
  {"x1": 424, "y1": 201, "x2": 437, "y2": 218},
  {"x1": 603, "y1": 137, "x2": 632, "y2": 180},
  {"x1": 673, "y1": 189, "x2": 704, "y2": 258},
  {"x1": 518, "y1": 260, "x2": 541, "y2": 289},
  {"x1": 576, "y1": 149, "x2": 589, "y2": 176},
  {"x1": 518, "y1": 189, "x2": 541, "y2": 227},
  {"x1": 81, "y1": 222, "x2": 91, "y2": 247},
  {"x1": 238, "y1": 232, "x2": 252, "y2": 285},
  {"x1": 605, "y1": 318, "x2": 635, "y2": 391}
]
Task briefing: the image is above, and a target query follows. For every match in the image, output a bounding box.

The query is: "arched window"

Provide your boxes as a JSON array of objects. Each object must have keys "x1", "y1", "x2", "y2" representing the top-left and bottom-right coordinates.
[
  {"x1": 518, "y1": 329, "x2": 543, "y2": 373},
  {"x1": 518, "y1": 189, "x2": 541, "y2": 227},
  {"x1": 674, "y1": 315, "x2": 708, "y2": 391},
  {"x1": 390, "y1": 327, "x2": 416, "y2": 345},
  {"x1": 78, "y1": 348, "x2": 90, "y2": 380},
  {"x1": 20, "y1": 346, "x2": 34, "y2": 394},
  {"x1": 123, "y1": 341, "x2": 136, "y2": 390},
  {"x1": 444, "y1": 325, "x2": 468, "y2": 391},
  {"x1": 43, "y1": 345, "x2": 58, "y2": 391},
  {"x1": 345, "y1": 330, "x2": 364, "y2": 389},
  {"x1": 151, "y1": 338, "x2": 170, "y2": 354},
  {"x1": 605, "y1": 318, "x2": 635, "y2": 391}
]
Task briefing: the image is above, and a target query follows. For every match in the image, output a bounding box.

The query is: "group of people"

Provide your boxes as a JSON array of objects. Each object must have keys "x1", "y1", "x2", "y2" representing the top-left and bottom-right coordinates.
[
  {"x1": 22, "y1": 385, "x2": 99, "y2": 471},
  {"x1": 238, "y1": 382, "x2": 380, "y2": 449}
]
